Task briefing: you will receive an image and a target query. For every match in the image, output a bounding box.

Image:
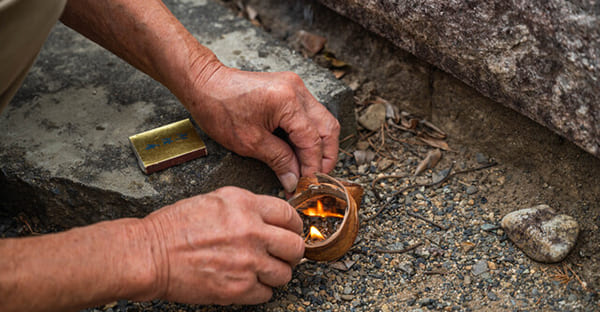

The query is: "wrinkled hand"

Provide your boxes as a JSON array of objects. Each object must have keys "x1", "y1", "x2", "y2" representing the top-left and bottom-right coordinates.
[
  {"x1": 142, "y1": 187, "x2": 305, "y2": 305},
  {"x1": 186, "y1": 65, "x2": 340, "y2": 192}
]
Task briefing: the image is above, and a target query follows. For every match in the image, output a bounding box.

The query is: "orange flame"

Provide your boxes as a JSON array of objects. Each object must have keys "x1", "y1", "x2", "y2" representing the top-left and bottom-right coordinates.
[
  {"x1": 309, "y1": 226, "x2": 325, "y2": 241},
  {"x1": 301, "y1": 200, "x2": 344, "y2": 218}
]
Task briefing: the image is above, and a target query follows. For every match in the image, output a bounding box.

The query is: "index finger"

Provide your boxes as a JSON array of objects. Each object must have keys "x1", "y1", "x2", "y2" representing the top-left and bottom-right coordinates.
[
  {"x1": 302, "y1": 94, "x2": 340, "y2": 173},
  {"x1": 254, "y1": 194, "x2": 303, "y2": 235},
  {"x1": 278, "y1": 105, "x2": 323, "y2": 176}
]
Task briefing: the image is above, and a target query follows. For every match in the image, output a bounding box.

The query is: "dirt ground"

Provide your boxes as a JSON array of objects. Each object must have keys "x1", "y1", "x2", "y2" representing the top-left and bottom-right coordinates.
[{"x1": 223, "y1": 0, "x2": 600, "y2": 294}]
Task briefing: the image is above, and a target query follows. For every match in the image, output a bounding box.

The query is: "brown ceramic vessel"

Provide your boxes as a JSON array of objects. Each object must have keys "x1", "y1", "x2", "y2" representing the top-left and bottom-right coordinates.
[{"x1": 288, "y1": 173, "x2": 363, "y2": 261}]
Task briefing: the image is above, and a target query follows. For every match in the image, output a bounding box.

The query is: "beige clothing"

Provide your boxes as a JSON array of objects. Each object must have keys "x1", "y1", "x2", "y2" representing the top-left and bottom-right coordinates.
[{"x1": 0, "y1": 0, "x2": 66, "y2": 111}]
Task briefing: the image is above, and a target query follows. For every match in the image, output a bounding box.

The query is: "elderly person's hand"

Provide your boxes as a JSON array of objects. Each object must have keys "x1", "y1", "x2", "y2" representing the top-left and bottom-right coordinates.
[
  {"x1": 1, "y1": 187, "x2": 305, "y2": 310},
  {"x1": 141, "y1": 187, "x2": 305, "y2": 305},
  {"x1": 183, "y1": 65, "x2": 340, "y2": 192},
  {"x1": 61, "y1": 0, "x2": 340, "y2": 193}
]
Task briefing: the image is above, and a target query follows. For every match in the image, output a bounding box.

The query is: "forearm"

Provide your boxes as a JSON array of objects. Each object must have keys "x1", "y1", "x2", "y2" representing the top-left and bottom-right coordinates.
[
  {"x1": 0, "y1": 218, "x2": 156, "y2": 312},
  {"x1": 59, "y1": 0, "x2": 222, "y2": 106}
]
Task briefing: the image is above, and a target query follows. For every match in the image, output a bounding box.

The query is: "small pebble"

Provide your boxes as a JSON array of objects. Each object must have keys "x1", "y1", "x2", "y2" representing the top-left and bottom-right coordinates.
[
  {"x1": 466, "y1": 185, "x2": 478, "y2": 195},
  {"x1": 475, "y1": 153, "x2": 489, "y2": 164},
  {"x1": 502, "y1": 205, "x2": 579, "y2": 263},
  {"x1": 472, "y1": 260, "x2": 489, "y2": 276},
  {"x1": 340, "y1": 294, "x2": 354, "y2": 301}
]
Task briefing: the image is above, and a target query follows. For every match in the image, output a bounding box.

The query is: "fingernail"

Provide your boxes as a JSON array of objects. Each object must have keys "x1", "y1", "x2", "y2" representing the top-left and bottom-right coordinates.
[{"x1": 278, "y1": 172, "x2": 298, "y2": 193}]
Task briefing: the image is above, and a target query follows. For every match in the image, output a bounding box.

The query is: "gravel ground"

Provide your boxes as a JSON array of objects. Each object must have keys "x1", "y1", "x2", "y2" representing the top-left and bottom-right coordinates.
[
  {"x1": 3, "y1": 132, "x2": 599, "y2": 311},
  {"x1": 71, "y1": 127, "x2": 597, "y2": 311}
]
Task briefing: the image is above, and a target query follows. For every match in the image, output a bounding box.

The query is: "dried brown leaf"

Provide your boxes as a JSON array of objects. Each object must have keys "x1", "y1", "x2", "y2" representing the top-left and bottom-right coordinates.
[
  {"x1": 417, "y1": 135, "x2": 452, "y2": 151},
  {"x1": 332, "y1": 69, "x2": 346, "y2": 79},
  {"x1": 297, "y1": 30, "x2": 326, "y2": 57},
  {"x1": 330, "y1": 259, "x2": 356, "y2": 271},
  {"x1": 330, "y1": 58, "x2": 348, "y2": 68},
  {"x1": 420, "y1": 119, "x2": 447, "y2": 139},
  {"x1": 415, "y1": 149, "x2": 442, "y2": 175},
  {"x1": 401, "y1": 118, "x2": 419, "y2": 129}
]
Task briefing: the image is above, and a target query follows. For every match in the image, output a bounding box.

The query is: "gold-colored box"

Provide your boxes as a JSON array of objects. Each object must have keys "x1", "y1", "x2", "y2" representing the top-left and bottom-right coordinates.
[{"x1": 129, "y1": 119, "x2": 207, "y2": 174}]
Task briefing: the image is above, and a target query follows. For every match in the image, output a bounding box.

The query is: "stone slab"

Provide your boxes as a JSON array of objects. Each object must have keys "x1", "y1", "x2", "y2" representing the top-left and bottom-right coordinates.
[
  {"x1": 0, "y1": 0, "x2": 353, "y2": 228},
  {"x1": 317, "y1": 0, "x2": 600, "y2": 157}
]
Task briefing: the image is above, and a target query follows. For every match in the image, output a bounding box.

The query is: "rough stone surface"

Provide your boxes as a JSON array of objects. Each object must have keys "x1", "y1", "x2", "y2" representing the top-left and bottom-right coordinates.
[
  {"x1": 317, "y1": 0, "x2": 600, "y2": 157},
  {"x1": 501, "y1": 204, "x2": 580, "y2": 263},
  {"x1": 0, "y1": 0, "x2": 353, "y2": 228}
]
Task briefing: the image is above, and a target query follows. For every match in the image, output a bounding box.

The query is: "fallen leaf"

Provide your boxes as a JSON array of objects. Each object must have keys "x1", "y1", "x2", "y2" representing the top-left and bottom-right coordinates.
[
  {"x1": 330, "y1": 58, "x2": 348, "y2": 68},
  {"x1": 323, "y1": 52, "x2": 349, "y2": 68},
  {"x1": 401, "y1": 117, "x2": 419, "y2": 129},
  {"x1": 245, "y1": 5, "x2": 259, "y2": 21},
  {"x1": 297, "y1": 30, "x2": 326, "y2": 57},
  {"x1": 420, "y1": 119, "x2": 447, "y2": 139},
  {"x1": 332, "y1": 69, "x2": 346, "y2": 79},
  {"x1": 417, "y1": 135, "x2": 452, "y2": 151},
  {"x1": 330, "y1": 261, "x2": 348, "y2": 271},
  {"x1": 330, "y1": 259, "x2": 356, "y2": 271},
  {"x1": 414, "y1": 149, "x2": 442, "y2": 175}
]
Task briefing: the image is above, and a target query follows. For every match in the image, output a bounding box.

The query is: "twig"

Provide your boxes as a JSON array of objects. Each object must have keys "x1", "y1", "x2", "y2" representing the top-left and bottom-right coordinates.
[
  {"x1": 383, "y1": 145, "x2": 402, "y2": 160},
  {"x1": 340, "y1": 133, "x2": 355, "y2": 144},
  {"x1": 339, "y1": 147, "x2": 353, "y2": 158},
  {"x1": 358, "y1": 129, "x2": 378, "y2": 141},
  {"x1": 363, "y1": 204, "x2": 387, "y2": 222},
  {"x1": 375, "y1": 242, "x2": 423, "y2": 254},
  {"x1": 367, "y1": 136, "x2": 388, "y2": 160},
  {"x1": 450, "y1": 161, "x2": 498, "y2": 176},
  {"x1": 424, "y1": 269, "x2": 448, "y2": 275},
  {"x1": 406, "y1": 210, "x2": 449, "y2": 230},
  {"x1": 372, "y1": 189, "x2": 382, "y2": 201},
  {"x1": 380, "y1": 123, "x2": 385, "y2": 149},
  {"x1": 19, "y1": 216, "x2": 38, "y2": 235},
  {"x1": 565, "y1": 263, "x2": 588, "y2": 291}
]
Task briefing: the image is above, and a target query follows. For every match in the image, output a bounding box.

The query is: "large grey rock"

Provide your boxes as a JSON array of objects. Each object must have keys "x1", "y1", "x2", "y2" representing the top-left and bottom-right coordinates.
[
  {"x1": 317, "y1": 0, "x2": 600, "y2": 157},
  {"x1": 501, "y1": 205, "x2": 580, "y2": 263},
  {"x1": 0, "y1": 0, "x2": 353, "y2": 228}
]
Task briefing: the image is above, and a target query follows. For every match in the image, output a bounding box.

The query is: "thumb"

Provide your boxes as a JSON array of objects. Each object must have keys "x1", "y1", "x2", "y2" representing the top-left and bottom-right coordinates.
[{"x1": 252, "y1": 133, "x2": 301, "y2": 193}]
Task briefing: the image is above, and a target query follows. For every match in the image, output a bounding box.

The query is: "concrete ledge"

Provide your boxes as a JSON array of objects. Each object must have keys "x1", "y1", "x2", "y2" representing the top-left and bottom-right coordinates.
[{"x1": 0, "y1": 0, "x2": 353, "y2": 228}]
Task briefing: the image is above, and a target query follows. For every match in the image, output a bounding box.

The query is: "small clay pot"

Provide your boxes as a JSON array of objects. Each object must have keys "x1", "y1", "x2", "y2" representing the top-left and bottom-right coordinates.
[{"x1": 289, "y1": 173, "x2": 363, "y2": 261}]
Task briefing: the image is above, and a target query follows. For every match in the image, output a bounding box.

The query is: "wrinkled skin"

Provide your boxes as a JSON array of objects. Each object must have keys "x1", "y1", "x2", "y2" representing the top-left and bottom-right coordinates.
[
  {"x1": 186, "y1": 65, "x2": 340, "y2": 192},
  {"x1": 143, "y1": 187, "x2": 305, "y2": 305}
]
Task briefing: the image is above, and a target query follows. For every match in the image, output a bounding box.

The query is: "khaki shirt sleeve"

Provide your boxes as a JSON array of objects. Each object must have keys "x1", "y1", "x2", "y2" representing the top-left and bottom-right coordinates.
[{"x1": 0, "y1": 0, "x2": 67, "y2": 111}]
